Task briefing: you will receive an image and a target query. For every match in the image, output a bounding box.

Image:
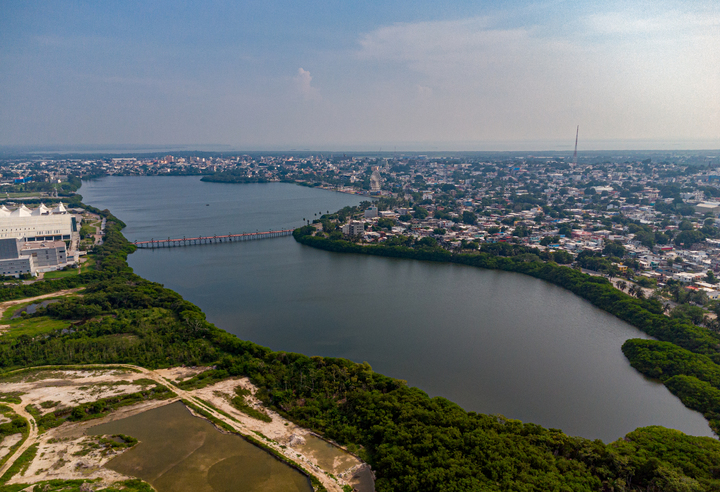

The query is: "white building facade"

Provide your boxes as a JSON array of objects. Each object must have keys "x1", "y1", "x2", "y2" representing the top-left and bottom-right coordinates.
[{"x1": 0, "y1": 203, "x2": 77, "y2": 241}]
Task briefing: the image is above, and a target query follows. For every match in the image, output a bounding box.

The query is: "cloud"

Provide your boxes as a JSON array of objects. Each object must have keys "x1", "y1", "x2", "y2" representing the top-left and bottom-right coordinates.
[
  {"x1": 294, "y1": 67, "x2": 320, "y2": 101},
  {"x1": 352, "y1": 10, "x2": 720, "y2": 142},
  {"x1": 416, "y1": 85, "x2": 432, "y2": 99},
  {"x1": 585, "y1": 10, "x2": 720, "y2": 36}
]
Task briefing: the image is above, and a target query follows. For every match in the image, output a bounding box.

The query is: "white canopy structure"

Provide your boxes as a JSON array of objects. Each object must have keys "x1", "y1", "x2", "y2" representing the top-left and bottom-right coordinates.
[
  {"x1": 0, "y1": 203, "x2": 75, "y2": 240},
  {"x1": 31, "y1": 203, "x2": 50, "y2": 216},
  {"x1": 10, "y1": 205, "x2": 32, "y2": 217}
]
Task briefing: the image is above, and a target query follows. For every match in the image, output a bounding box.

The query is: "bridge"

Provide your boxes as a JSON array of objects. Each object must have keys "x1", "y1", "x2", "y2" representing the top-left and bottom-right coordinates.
[{"x1": 134, "y1": 229, "x2": 294, "y2": 249}]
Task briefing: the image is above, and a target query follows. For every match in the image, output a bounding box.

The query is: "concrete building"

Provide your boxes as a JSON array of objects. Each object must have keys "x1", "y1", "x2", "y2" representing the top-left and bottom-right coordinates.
[
  {"x1": 20, "y1": 241, "x2": 67, "y2": 272},
  {"x1": 0, "y1": 203, "x2": 77, "y2": 241},
  {"x1": 342, "y1": 221, "x2": 365, "y2": 236},
  {"x1": 364, "y1": 206, "x2": 378, "y2": 218},
  {"x1": 0, "y1": 238, "x2": 34, "y2": 278},
  {"x1": 695, "y1": 202, "x2": 720, "y2": 215}
]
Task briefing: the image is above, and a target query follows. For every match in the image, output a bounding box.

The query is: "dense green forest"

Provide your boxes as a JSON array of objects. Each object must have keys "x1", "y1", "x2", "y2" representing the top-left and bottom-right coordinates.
[
  {"x1": 1, "y1": 212, "x2": 720, "y2": 491},
  {"x1": 200, "y1": 169, "x2": 271, "y2": 183}
]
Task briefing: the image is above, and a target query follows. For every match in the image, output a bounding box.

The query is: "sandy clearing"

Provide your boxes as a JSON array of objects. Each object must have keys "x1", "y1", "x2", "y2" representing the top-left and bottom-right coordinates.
[
  {"x1": 1, "y1": 370, "x2": 156, "y2": 415},
  {"x1": 155, "y1": 366, "x2": 210, "y2": 383},
  {"x1": 0, "y1": 403, "x2": 37, "y2": 478},
  {"x1": 7, "y1": 433, "x2": 134, "y2": 486},
  {"x1": 190, "y1": 378, "x2": 363, "y2": 481},
  {"x1": 0, "y1": 365, "x2": 373, "y2": 492},
  {"x1": 0, "y1": 433, "x2": 22, "y2": 461}
]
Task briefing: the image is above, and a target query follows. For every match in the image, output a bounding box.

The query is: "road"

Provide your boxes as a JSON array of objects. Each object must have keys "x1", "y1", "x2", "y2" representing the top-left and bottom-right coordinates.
[{"x1": 0, "y1": 403, "x2": 38, "y2": 477}]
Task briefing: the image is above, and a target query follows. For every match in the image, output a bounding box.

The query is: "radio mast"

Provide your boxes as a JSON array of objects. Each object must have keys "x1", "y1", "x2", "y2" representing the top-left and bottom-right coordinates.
[{"x1": 572, "y1": 125, "x2": 579, "y2": 167}]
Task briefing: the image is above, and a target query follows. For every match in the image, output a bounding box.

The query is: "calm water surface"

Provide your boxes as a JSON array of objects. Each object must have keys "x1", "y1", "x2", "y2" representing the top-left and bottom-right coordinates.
[{"x1": 81, "y1": 176, "x2": 712, "y2": 441}]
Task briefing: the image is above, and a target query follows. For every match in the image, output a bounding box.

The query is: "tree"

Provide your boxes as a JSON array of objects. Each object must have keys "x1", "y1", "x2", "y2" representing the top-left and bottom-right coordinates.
[
  {"x1": 706, "y1": 270, "x2": 718, "y2": 285},
  {"x1": 603, "y1": 241, "x2": 626, "y2": 258},
  {"x1": 413, "y1": 205, "x2": 429, "y2": 219},
  {"x1": 670, "y1": 304, "x2": 706, "y2": 325},
  {"x1": 462, "y1": 210, "x2": 477, "y2": 225},
  {"x1": 674, "y1": 230, "x2": 705, "y2": 247}
]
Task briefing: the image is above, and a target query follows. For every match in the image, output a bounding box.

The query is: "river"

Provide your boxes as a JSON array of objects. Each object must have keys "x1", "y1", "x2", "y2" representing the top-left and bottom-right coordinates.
[{"x1": 80, "y1": 176, "x2": 712, "y2": 442}]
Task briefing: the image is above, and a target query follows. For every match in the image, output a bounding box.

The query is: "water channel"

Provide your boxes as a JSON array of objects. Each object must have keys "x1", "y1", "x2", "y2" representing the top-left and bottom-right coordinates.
[{"x1": 80, "y1": 176, "x2": 712, "y2": 442}]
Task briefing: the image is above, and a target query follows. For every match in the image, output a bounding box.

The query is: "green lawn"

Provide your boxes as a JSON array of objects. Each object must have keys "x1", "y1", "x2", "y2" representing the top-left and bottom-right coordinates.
[
  {"x1": 80, "y1": 256, "x2": 96, "y2": 273},
  {"x1": 1, "y1": 192, "x2": 47, "y2": 199},
  {"x1": 2, "y1": 316, "x2": 70, "y2": 339},
  {"x1": 0, "y1": 296, "x2": 75, "y2": 339},
  {"x1": 43, "y1": 269, "x2": 79, "y2": 279}
]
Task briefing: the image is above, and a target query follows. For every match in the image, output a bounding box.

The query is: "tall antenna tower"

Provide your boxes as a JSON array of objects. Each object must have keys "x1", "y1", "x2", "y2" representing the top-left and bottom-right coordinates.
[{"x1": 572, "y1": 125, "x2": 579, "y2": 167}]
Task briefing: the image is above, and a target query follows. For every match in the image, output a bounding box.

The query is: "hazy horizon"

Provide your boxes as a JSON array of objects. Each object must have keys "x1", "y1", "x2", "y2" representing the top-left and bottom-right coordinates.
[
  {"x1": 2, "y1": 139, "x2": 720, "y2": 156},
  {"x1": 2, "y1": 1, "x2": 718, "y2": 150}
]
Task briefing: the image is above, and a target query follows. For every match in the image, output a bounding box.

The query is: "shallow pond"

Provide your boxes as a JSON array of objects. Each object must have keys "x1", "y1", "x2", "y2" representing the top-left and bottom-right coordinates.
[
  {"x1": 88, "y1": 402, "x2": 312, "y2": 492},
  {"x1": 11, "y1": 299, "x2": 59, "y2": 319}
]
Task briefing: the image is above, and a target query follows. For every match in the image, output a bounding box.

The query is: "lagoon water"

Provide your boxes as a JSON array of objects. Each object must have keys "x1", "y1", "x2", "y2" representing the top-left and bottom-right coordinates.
[{"x1": 81, "y1": 176, "x2": 712, "y2": 442}]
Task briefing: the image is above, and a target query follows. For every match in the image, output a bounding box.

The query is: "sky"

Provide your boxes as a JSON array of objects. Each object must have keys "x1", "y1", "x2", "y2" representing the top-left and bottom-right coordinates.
[{"x1": 1, "y1": 0, "x2": 719, "y2": 151}]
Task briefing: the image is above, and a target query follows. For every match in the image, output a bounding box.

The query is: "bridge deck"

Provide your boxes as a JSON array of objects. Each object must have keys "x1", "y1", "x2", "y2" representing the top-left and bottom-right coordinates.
[{"x1": 134, "y1": 229, "x2": 294, "y2": 248}]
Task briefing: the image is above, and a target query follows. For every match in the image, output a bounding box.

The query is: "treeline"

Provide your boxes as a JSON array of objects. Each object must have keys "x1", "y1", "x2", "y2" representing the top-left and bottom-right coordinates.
[
  {"x1": 623, "y1": 339, "x2": 720, "y2": 435},
  {"x1": 1, "y1": 210, "x2": 720, "y2": 490},
  {"x1": 200, "y1": 170, "x2": 270, "y2": 184}
]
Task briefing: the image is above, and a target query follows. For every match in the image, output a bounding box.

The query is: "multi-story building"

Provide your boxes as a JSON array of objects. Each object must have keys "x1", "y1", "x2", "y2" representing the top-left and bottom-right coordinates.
[
  {"x1": 20, "y1": 241, "x2": 67, "y2": 271},
  {"x1": 342, "y1": 221, "x2": 365, "y2": 236},
  {"x1": 0, "y1": 238, "x2": 34, "y2": 277}
]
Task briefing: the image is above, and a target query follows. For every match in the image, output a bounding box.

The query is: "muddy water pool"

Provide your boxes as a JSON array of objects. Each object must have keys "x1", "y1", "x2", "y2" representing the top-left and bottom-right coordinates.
[{"x1": 88, "y1": 401, "x2": 312, "y2": 492}]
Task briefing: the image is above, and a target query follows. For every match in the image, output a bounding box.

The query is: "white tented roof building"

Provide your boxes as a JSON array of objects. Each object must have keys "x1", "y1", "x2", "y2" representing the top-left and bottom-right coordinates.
[{"x1": 0, "y1": 203, "x2": 77, "y2": 241}]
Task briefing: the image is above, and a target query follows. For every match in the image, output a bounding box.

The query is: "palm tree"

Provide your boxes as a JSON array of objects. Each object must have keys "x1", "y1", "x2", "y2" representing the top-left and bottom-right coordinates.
[{"x1": 618, "y1": 280, "x2": 627, "y2": 291}]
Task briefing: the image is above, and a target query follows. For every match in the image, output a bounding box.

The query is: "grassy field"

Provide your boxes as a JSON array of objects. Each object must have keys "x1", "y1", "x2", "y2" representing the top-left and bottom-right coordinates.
[
  {"x1": 2, "y1": 316, "x2": 70, "y2": 340},
  {"x1": 43, "y1": 269, "x2": 79, "y2": 280},
  {"x1": 0, "y1": 297, "x2": 73, "y2": 339},
  {"x1": 0, "y1": 192, "x2": 48, "y2": 199},
  {"x1": 79, "y1": 256, "x2": 96, "y2": 273}
]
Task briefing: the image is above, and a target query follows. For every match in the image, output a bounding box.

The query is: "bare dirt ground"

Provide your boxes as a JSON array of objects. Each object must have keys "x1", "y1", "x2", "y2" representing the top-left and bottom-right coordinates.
[
  {"x1": 190, "y1": 377, "x2": 364, "y2": 489},
  {"x1": 0, "y1": 433, "x2": 22, "y2": 461},
  {"x1": 155, "y1": 366, "x2": 210, "y2": 383},
  {"x1": 0, "y1": 369, "x2": 155, "y2": 415},
  {"x1": 0, "y1": 365, "x2": 372, "y2": 491},
  {"x1": 7, "y1": 433, "x2": 135, "y2": 487}
]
